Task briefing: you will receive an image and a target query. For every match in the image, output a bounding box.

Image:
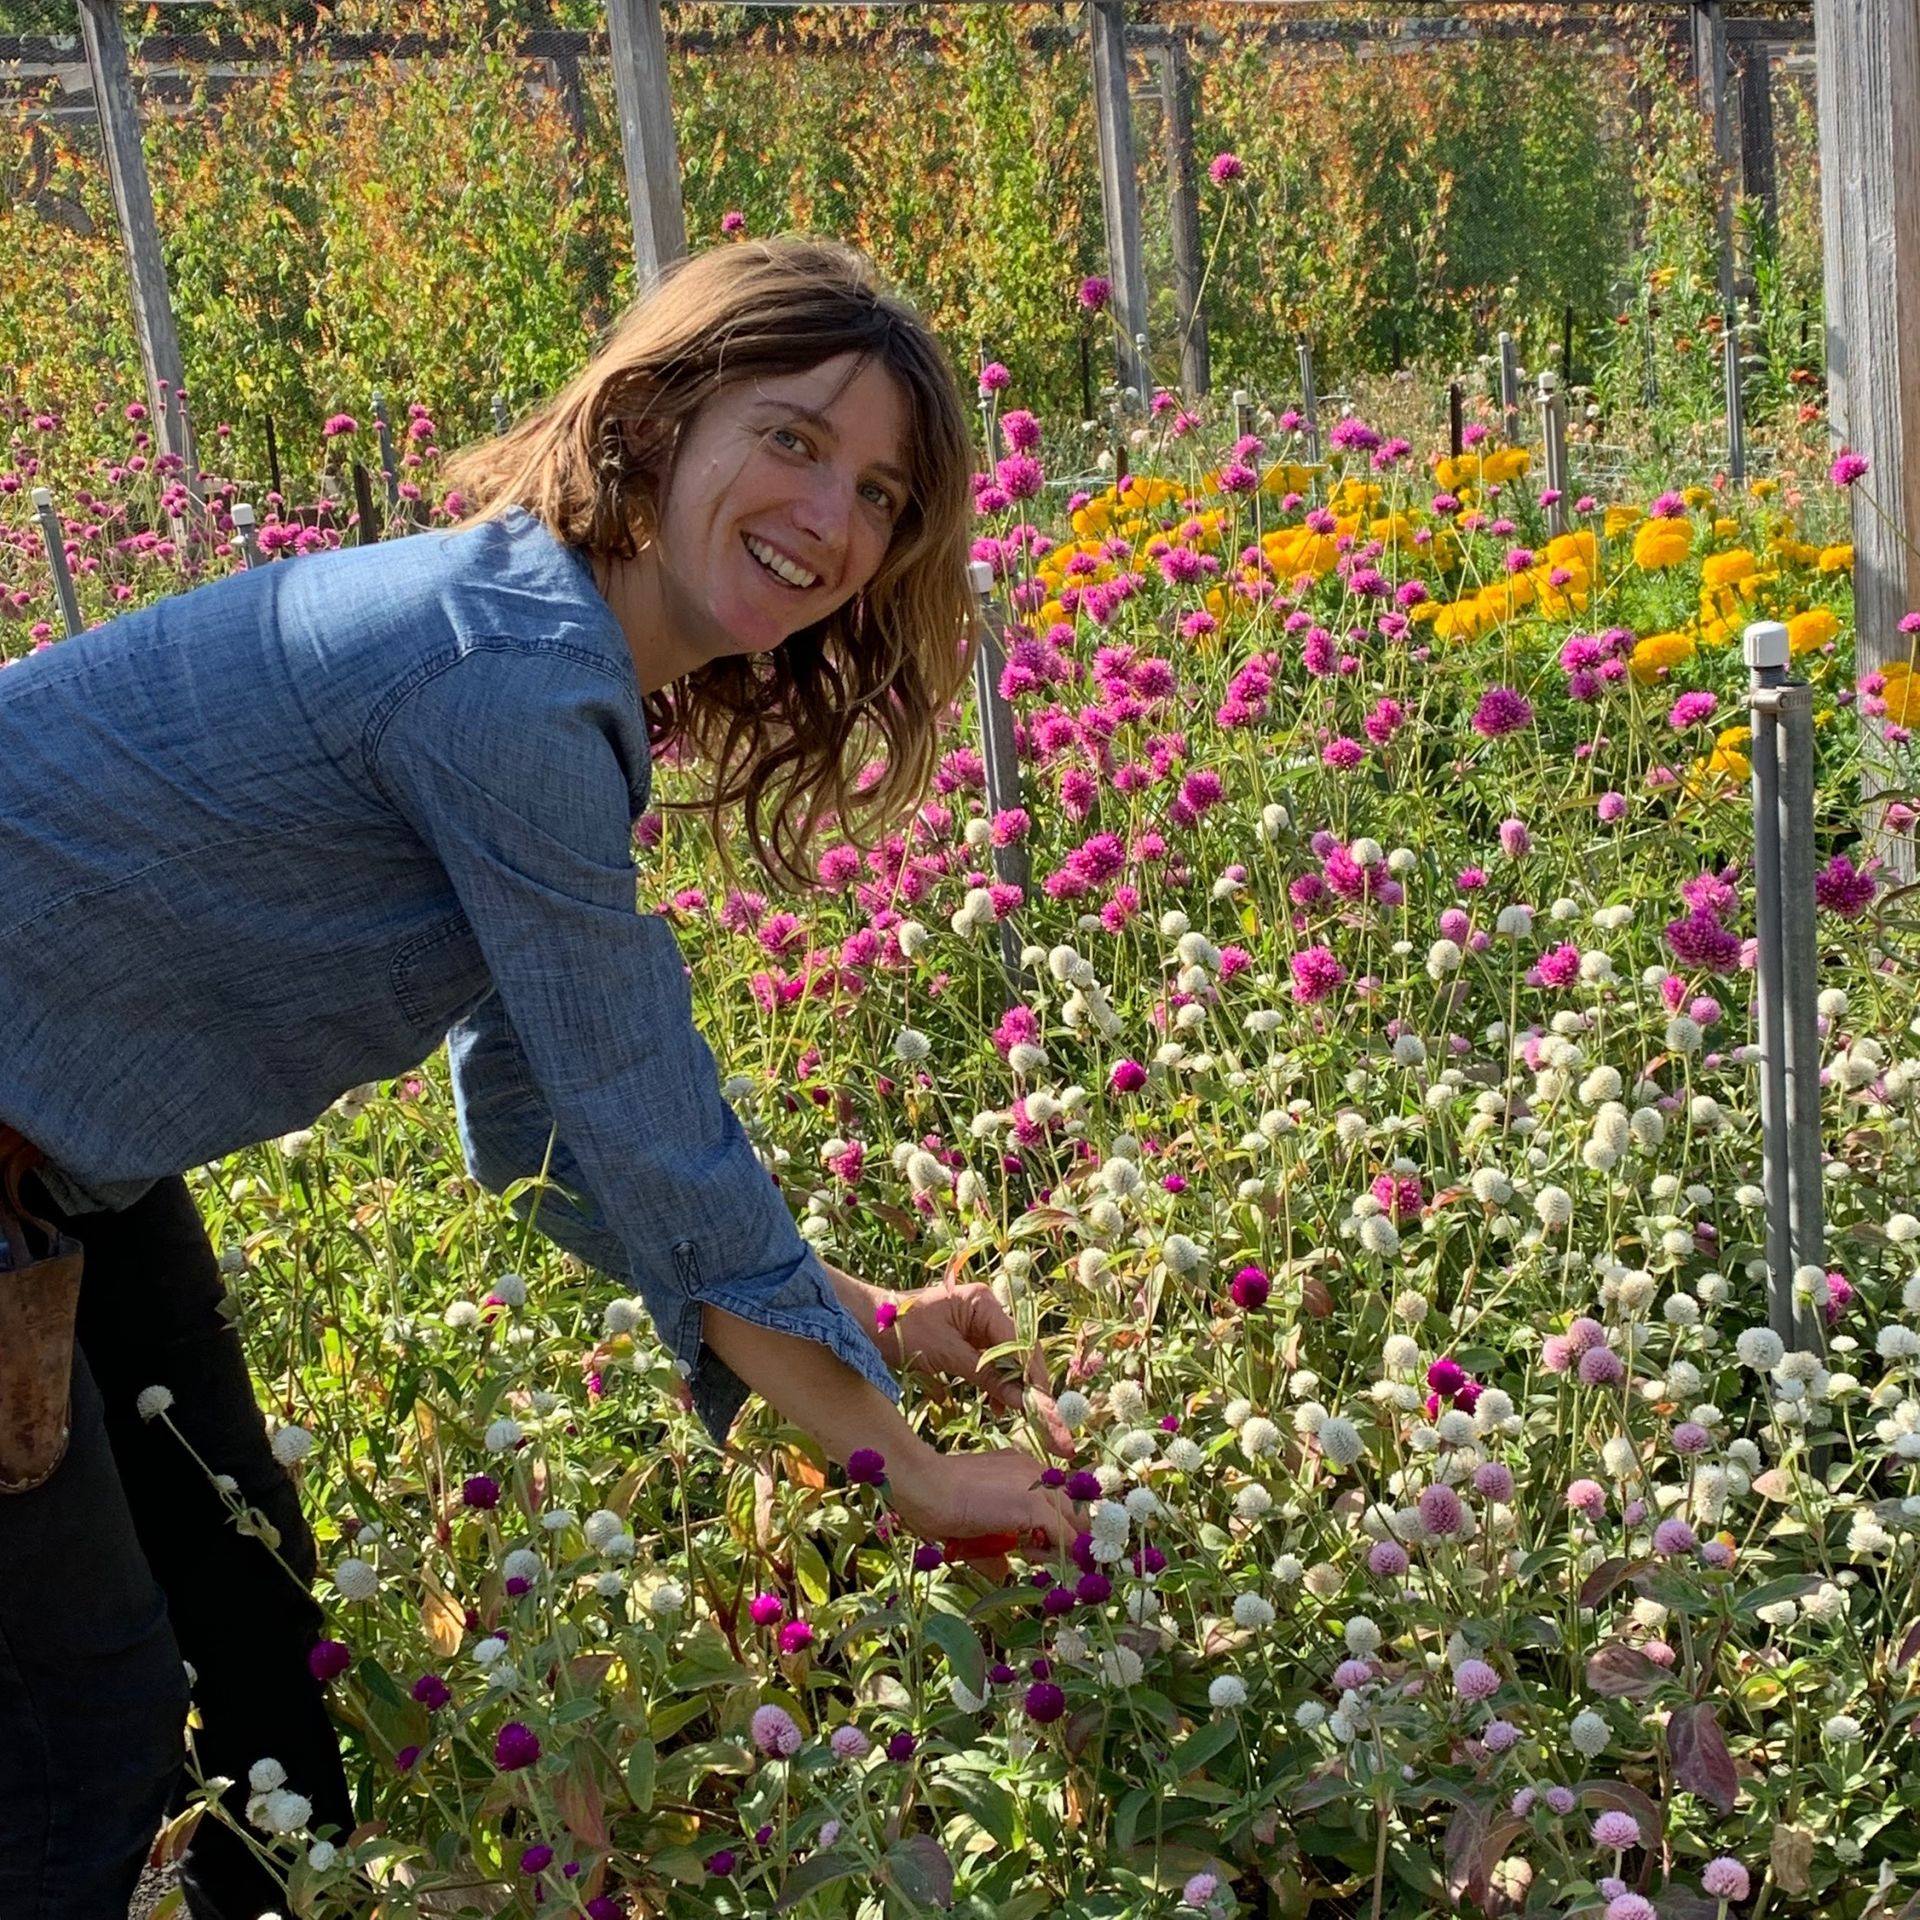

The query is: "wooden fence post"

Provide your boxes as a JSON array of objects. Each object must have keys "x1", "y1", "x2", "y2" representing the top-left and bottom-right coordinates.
[
  {"x1": 1816, "y1": 0, "x2": 1920, "y2": 879},
  {"x1": 1693, "y1": 1, "x2": 1739, "y2": 309},
  {"x1": 1158, "y1": 34, "x2": 1209, "y2": 403},
  {"x1": 605, "y1": 0, "x2": 686, "y2": 295},
  {"x1": 76, "y1": 0, "x2": 198, "y2": 503},
  {"x1": 1497, "y1": 330, "x2": 1521, "y2": 444},
  {"x1": 372, "y1": 390, "x2": 399, "y2": 510},
  {"x1": 1088, "y1": 0, "x2": 1150, "y2": 404},
  {"x1": 1296, "y1": 337, "x2": 1319, "y2": 465},
  {"x1": 1448, "y1": 380, "x2": 1463, "y2": 460},
  {"x1": 1537, "y1": 372, "x2": 1569, "y2": 536},
  {"x1": 1738, "y1": 44, "x2": 1778, "y2": 243},
  {"x1": 968, "y1": 560, "x2": 1035, "y2": 997}
]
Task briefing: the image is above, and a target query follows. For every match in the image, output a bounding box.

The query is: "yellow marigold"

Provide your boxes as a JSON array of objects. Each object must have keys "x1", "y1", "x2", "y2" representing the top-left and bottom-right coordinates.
[
  {"x1": 1429, "y1": 597, "x2": 1491, "y2": 644},
  {"x1": 1701, "y1": 549, "x2": 1756, "y2": 589},
  {"x1": 1260, "y1": 461, "x2": 1318, "y2": 497},
  {"x1": 1633, "y1": 517, "x2": 1694, "y2": 571},
  {"x1": 1711, "y1": 517, "x2": 1740, "y2": 540},
  {"x1": 1433, "y1": 453, "x2": 1465, "y2": 493},
  {"x1": 1716, "y1": 724, "x2": 1754, "y2": 752},
  {"x1": 1883, "y1": 663, "x2": 1920, "y2": 726},
  {"x1": 1787, "y1": 607, "x2": 1840, "y2": 655},
  {"x1": 1817, "y1": 544, "x2": 1854, "y2": 572},
  {"x1": 1683, "y1": 485, "x2": 1715, "y2": 511},
  {"x1": 1544, "y1": 528, "x2": 1597, "y2": 571},
  {"x1": 1631, "y1": 629, "x2": 1697, "y2": 681},
  {"x1": 1749, "y1": 477, "x2": 1779, "y2": 500},
  {"x1": 1684, "y1": 744, "x2": 1750, "y2": 799},
  {"x1": 1604, "y1": 503, "x2": 1645, "y2": 540}
]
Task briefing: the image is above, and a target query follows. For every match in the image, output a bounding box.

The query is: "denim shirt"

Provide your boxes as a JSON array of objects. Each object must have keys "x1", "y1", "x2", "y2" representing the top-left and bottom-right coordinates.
[{"x1": 0, "y1": 505, "x2": 896, "y2": 1443}]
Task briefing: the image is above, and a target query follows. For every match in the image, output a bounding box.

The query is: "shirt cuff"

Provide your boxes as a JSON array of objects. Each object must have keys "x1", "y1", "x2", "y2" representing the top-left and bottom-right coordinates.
[{"x1": 672, "y1": 1243, "x2": 901, "y2": 1447}]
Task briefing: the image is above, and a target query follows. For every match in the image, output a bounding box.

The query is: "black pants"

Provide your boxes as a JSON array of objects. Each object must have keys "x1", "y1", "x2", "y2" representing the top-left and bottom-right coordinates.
[{"x1": 0, "y1": 1175, "x2": 355, "y2": 1920}]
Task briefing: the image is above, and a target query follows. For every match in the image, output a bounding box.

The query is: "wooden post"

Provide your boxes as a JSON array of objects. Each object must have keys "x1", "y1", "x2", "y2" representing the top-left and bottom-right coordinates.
[
  {"x1": 263, "y1": 412, "x2": 283, "y2": 504},
  {"x1": 1693, "y1": 1, "x2": 1739, "y2": 309},
  {"x1": 1537, "y1": 373, "x2": 1569, "y2": 536},
  {"x1": 1738, "y1": 45, "x2": 1778, "y2": 242},
  {"x1": 1817, "y1": 0, "x2": 1920, "y2": 878},
  {"x1": 351, "y1": 460, "x2": 381, "y2": 546},
  {"x1": 605, "y1": 0, "x2": 686, "y2": 296},
  {"x1": 492, "y1": 393, "x2": 512, "y2": 436},
  {"x1": 77, "y1": 0, "x2": 198, "y2": 499},
  {"x1": 1088, "y1": 0, "x2": 1150, "y2": 403},
  {"x1": 1497, "y1": 330, "x2": 1521, "y2": 444},
  {"x1": 968, "y1": 560, "x2": 1034, "y2": 997},
  {"x1": 1158, "y1": 36, "x2": 1209, "y2": 402}
]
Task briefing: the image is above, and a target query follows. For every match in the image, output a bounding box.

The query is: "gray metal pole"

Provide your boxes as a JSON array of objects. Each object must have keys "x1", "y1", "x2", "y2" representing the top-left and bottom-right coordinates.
[
  {"x1": 231, "y1": 501, "x2": 264, "y2": 569},
  {"x1": 1722, "y1": 307, "x2": 1747, "y2": 485},
  {"x1": 968, "y1": 559, "x2": 1033, "y2": 997},
  {"x1": 492, "y1": 393, "x2": 511, "y2": 436},
  {"x1": 31, "y1": 489, "x2": 84, "y2": 639},
  {"x1": 1746, "y1": 619, "x2": 1795, "y2": 1346},
  {"x1": 1232, "y1": 388, "x2": 1252, "y2": 444},
  {"x1": 372, "y1": 390, "x2": 399, "y2": 510},
  {"x1": 1498, "y1": 330, "x2": 1522, "y2": 445},
  {"x1": 1296, "y1": 337, "x2": 1319, "y2": 466},
  {"x1": 1776, "y1": 677, "x2": 1827, "y2": 1357}
]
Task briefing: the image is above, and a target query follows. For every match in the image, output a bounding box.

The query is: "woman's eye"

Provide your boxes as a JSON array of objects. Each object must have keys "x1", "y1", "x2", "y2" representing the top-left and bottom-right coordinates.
[
  {"x1": 862, "y1": 484, "x2": 898, "y2": 513},
  {"x1": 771, "y1": 427, "x2": 807, "y2": 453}
]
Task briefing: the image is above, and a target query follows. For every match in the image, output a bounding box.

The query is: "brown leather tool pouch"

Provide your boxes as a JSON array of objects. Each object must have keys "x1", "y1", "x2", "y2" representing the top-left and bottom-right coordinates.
[{"x1": 0, "y1": 1124, "x2": 84, "y2": 1494}]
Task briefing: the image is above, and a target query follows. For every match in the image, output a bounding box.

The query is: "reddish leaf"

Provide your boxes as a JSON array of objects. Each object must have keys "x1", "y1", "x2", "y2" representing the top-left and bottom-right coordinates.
[
  {"x1": 1896, "y1": 1621, "x2": 1920, "y2": 1670},
  {"x1": 1578, "y1": 1557, "x2": 1649, "y2": 1609},
  {"x1": 1442, "y1": 1796, "x2": 1491, "y2": 1906},
  {"x1": 1578, "y1": 1777, "x2": 1667, "y2": 1847},
  {"x1": 1667, "y1": 1701, "x2": 1739, "y2": 1814},
  {"x1": 553, "y1": 1749, "x2": 610, "y2": 1847},
  {"x1": 1584, "y1": 1642, "x2": 1668, "y2": 1698}
]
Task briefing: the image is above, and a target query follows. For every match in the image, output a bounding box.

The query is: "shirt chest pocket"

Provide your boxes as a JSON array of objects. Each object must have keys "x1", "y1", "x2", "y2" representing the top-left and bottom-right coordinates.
[{"x1": 391, "y1": 911, "x2": 493, "y2": 1031}]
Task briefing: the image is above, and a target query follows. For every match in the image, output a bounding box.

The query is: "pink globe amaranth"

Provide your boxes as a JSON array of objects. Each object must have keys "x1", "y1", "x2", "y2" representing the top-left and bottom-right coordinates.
[
  {"x1": 1368, "y1": 1540, "x2": 1409, "y2": 1577},
  {"x1": 749, "y1": 1593, "x2": 786, "y2": 1627},
  {"x1": 1578, "y1": 1345, "x2": 1627, "y2": 1387},
  {"x1": 1332, "y1": 1658, "x2": 1374, "y2": 1691},
  {"x1": 1543, "y1": 1785, "x2": 1577, "y2": 1816},
  {"x1": 1418, "y1": 1484, "x2": 1466, "y2": 1537},
  {"x1": 1473, "y1": 1462, "x2": 1514, "y2": 1502},
  {"x1": 1230, "y1": 1265, "x2": 1270, "y2": 1311},
  {"x1": 750, "y1": 1704, "x2": 803, "y2": 1757},
  {"x1": 1483, "y1": 1717, "x2": 1519, "y2": 1752},
  {"x1": 1672, "y1": 1421, "x2": 1710, "y2": 1455},
  {"x1": 1455, "y1": 1658, "x2": 1500, "y2": 1701},
  {"x1": 1653, "y1": 1518, "x2": 1697, "y2": 1556},
  {"x1": 1592, "y1": 1810, "x2": 1642, "y2": 1849},
  {"x1": 1703, "y1": 1857, "x2": 1751, "y2": 1900},
  {"x1": 1566, "y1": 1478, "x2": 1607, "y2": 1517}
]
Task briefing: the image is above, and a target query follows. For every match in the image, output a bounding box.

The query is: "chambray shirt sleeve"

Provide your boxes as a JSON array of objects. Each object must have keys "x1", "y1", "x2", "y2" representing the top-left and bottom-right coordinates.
[{"x1": 372, "y1": 639, "x2": 899, "y2": 1445}]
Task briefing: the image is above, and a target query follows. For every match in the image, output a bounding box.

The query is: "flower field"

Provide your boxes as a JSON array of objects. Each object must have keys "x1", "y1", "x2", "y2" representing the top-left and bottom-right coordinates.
[{"x1": 6, "y1": 371, "x2": 1920, "y2": 1920}]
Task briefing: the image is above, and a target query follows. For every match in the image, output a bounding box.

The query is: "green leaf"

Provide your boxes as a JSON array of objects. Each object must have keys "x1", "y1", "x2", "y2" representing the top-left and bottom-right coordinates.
[
  {"x1": 775, "y1": 1848, "x2": 864, "y2": 1912},
  {"x1": 1166, "y1": 1718, "x2": 1238, "y2": 1779},
  {"x1": 925, "y1": 1609, "x2": 988, "y2": 1697},
  {"x1": 794, "y1": 1537, "x2": 832, "y2": 1607},
  {"x1": 884, "y1": 1834, "x2": 955, "y2": 1908},
  {"x1": 624, "y1": 1737, "x2": 656, "y2": 1814},
  {"x1": 943, "y1": 1771, "x2": 1018, "y2": 1851},
  {"x1": 1735, "y1": 1573, "x2": 1825, "y2": 1619}
]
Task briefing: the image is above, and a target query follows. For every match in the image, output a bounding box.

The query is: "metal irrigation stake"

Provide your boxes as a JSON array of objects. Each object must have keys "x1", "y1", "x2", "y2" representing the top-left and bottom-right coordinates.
[
  {"x1": 1296, "y1": 336, "x2": 1320, "y2": 466},
  {"x1": 1722, "y1": 306, "x2": 1747, "y2": 486},
  {"x1": 230, "y1": 501, "x2": 265, "y2": 568},
  {"x1": 371, "y1": 390, "x2": 400, "y2": 510},
  {"x1": 1746, "y1": 617, "x2": 1827, "y2": 1360},
  {"x1": 1448, "y1": 380, "x2": 1464, "y2": 460},
  {"x1": 30, "y1": 488, "x2": 83, "y2": 638},
  {"x1": 1232, "y1": 387, "x2": 1252, "y2": 443},
  {"x1": 1537, "y1": 371, "x2": 1569, "y2": 538},
  {"x1": 968, "y1": 558, "x2": 1034, "y2": 997},
  {"x1": 491, "y1": 393, "x2": 512, "y2": 436}
]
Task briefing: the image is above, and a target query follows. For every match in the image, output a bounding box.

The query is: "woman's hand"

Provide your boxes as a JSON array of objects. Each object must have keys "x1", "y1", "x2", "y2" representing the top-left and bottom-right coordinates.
[
  {"x1": 831, "y1": 1268, "x2": 1074, "y2": 1458},
  {"x1": 887, "y1": 1444, "x2": 1084, "y2": 1558}
]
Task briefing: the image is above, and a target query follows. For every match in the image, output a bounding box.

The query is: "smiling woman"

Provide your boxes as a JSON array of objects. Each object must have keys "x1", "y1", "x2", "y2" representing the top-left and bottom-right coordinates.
[{"x1": 439, "y1": 236, "x2": 981, "y2": 893}]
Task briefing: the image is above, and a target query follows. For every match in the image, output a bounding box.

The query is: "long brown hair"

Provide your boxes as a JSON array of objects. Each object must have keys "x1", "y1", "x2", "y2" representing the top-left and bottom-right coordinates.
[{"x1": 438, "y1": 234, "x2": 981, "y2": 892}]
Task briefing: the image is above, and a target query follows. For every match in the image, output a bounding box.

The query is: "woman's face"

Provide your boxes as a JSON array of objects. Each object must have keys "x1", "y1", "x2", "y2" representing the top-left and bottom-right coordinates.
[{"x1": 649, "y1": 352, "x2": 913, "y2": 665}]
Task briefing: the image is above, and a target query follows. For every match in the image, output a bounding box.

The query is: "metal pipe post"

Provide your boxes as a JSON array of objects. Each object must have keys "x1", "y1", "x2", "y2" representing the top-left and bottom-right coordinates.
[
  {"x1": 968, "y1": 559, "x2": 1033, "y2": 997},
  {"x1": 31, "y1": 490, "x2": 84, "y2": 638},
  {"x1": 1296, "y1": 338, "x2": 1320, "y2": 465},
  {"x1": 1448, "y1": 381, "x2": 1464, "y2": 460},
  {"x1": 372, "y1": 391, "x2": 399, "y2": 509},
  {"x1": 1722, "y1": 308, "x2": 1747, "y2": 485},
  {"x1": 1232, "y1": 388, "x2": 1252, "y2": 444},
  {"x1": 1746, "y1": 619, "x2": 1794, "y2": 1345},
  {"x1": 491, "y1": 394, "x2": 511, "y2": 437},
  {"x1": 231, "y1": 502, "x2": 264, "y2": 568},
  {"x1": 1498, "y1": 331, "x2": 1521, "y2": 445},
  {"x1": 1776, "y1": 677, "x2": 1826, "y2": 1355}
]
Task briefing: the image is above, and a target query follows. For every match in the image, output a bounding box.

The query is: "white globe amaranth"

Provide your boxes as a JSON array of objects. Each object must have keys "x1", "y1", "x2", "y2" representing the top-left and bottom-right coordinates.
[
  {"x1": 333, "y1": 1558, "x2": 379, "y2": 1603},
  {"x1": 1317, "y1": 1416, "x2": 1365, "y2": 1467},
  {"x1": 1735, "y1": 1327, "x2": 1786, "y2": 1371},
  {"x1": 1569, "y1": 1709, "x2": 1610, "y2": 1757}
]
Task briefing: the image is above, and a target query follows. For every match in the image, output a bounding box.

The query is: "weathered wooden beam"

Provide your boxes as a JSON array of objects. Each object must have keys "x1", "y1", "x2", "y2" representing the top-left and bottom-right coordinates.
[
  {"x1": 1737, "y1": 42, "x2": 1778, "y2": 238},
  {"x1": 1088, "y1": 0, "x2": 1150, "y2": 402},
  {"x1": 1157, "y1": 36, "x2": 1209, "y2": 402},
  {"x1": 1816, "y1": 0, "x2": 1920, "y2": 878},
  {"x1": 75, "y1": 0, "x2": 198, "y2": 497},
  {"x1": 605, "y1": 0, "x2": 687, "y2": 293},
  {"x1": 1693, "y1": 1, "x2": 1738, "y2": 308}
]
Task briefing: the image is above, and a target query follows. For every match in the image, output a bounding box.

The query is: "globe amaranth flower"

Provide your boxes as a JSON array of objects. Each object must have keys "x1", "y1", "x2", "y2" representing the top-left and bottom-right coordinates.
[
  {"x1": 307, "y1": 1639, "x2": 351, "y2": 1683},
  {"x1": 1471, "y1": 686, "x2": 1534, "y2": 738},
  {"x1": 845, "y1": 1446, "x2": 887, "y2": 1486},
  {"x1": 1830, "y1": 449, "x2": 1869, "y2": 487},
  {"x1": 1077, "y1": 275, "x2": 1112, "y2": 314},
  {"x1": 1290, "y1": 944, "x2": 1347, "y2": 1005},
  {"x1": 494, "y1": 1722, "x2": 541, "y2": 1771},
  {"x1": 1664, "y1": 909, "x2": 1741, "y2": 974},
  {"x1": 1207, "y1": 151, "x2": 1245, "y2": 185},
  {"x1": 1815, "y1": 853, "x2": 1877, "y2": 918},
  {"x1": 1024, "y1": 1680, "x2": 1067, "y2": 1722},
  {"x1": 750, "y1": 1704, "x2": 803, "y2": 1757}
]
